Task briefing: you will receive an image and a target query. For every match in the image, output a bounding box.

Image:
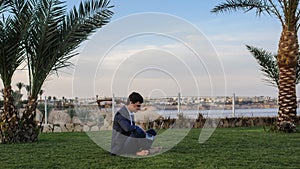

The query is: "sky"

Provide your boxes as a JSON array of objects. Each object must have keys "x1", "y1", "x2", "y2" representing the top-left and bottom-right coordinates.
[{"x1": 2, "y1": 0, "x2": 297, "y2": 99}]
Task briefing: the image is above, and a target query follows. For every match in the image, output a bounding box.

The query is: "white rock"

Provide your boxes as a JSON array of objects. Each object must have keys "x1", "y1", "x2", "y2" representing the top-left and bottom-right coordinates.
[
  {"x1": 83, "y1": 125, "x2": 90, "y2": 132},
  {"x1": 72, "y1": 116, "x2": 82, "y2": 124},
  {"x1": 48, "y1": 109, "x2": 71, "y2": 124},
  {"x1": 42, "y1": 124, "x2": 53, "y2": 133},
  {"x1": 90, "y1": 126, "x2": 99, "y2": 131},
  {"x1": 74, "y1": 124, "x2": 83, "y2": 132},
  {"x1": 54, "y1": 126, "x2": 62, "y2": 132}
]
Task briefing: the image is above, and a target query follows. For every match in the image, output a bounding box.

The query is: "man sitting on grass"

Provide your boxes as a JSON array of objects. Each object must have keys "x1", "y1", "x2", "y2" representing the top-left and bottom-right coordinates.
[{"x1": 110, "y1": 92, "x2": 162, "y2": 156}]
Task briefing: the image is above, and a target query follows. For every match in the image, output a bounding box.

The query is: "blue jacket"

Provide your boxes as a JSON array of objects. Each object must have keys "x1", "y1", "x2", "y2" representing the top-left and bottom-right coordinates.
[{"x1": 110, "y1": 106, "x2": 136, "y2": 155}]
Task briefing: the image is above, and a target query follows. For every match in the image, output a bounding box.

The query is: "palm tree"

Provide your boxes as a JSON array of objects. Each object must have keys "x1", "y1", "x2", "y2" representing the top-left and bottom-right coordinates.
[
  {"x1": 0, "y1": 0, "x2": 32, "y2": 143},
  {"x1": 14, "y1": 82, "x2": 24, "y2": 108},
  {"x1": 18, "y1": 0, "x2": 114, "y2": 142},
  {"x1": 212, "y1": 0, "x2": 299, "y2": 132},
  {"x1": 16, "y1": 82, "x2": 24, "y2": 93},
  {"x1": 246, "y1": 45, "x2": 300, "y2": 87},
  {"x1": 11, "y1": 90, "x2": 22, "y2": 107},
  {"x1": 0, "y1": 0, "x2": 113, "y2": 143},
  {"x1": 39, "y1": 89, "x2": 44, "y2": 102},
  {"x1": 62, "y1": 96, "x2": 66, "y2": 108},
  {"x1": 47, "y1": 96, "x2": 52, "y2": 102},
  {"x1": 53, "y1": 96, "x2": 57, "y2": 107}
]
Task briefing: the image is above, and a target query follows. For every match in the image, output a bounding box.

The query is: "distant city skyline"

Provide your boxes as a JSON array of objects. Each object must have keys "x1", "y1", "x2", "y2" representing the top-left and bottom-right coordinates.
[{"x1": 1, "y1": 0, "x2": 298, "y2": 99}]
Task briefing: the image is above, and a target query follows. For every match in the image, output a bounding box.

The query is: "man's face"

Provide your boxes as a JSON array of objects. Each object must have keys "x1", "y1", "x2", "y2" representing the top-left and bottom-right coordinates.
[{"x1": 130, "y1": 101, "x2": 142, "y2": 113}]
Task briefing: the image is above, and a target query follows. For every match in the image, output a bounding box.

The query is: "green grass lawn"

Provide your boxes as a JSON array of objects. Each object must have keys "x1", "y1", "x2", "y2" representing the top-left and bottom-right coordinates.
[{"x1": 1, "y1": 127, "x2": 299, "y2": 169}]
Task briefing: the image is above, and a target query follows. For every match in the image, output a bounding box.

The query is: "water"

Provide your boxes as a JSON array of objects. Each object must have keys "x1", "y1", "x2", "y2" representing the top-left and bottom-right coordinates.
[
  {"x1": 107, "y1": 102, "x2": 299, "y2": 119},
  {"x1": 158, "y1": 108, "x2": 284, "y2": 119}
]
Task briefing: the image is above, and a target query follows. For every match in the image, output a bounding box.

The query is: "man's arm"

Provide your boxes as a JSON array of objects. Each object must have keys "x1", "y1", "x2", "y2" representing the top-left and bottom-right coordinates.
[{"x1": 116, "y1": 113, "x2": 136, "y2": 132}]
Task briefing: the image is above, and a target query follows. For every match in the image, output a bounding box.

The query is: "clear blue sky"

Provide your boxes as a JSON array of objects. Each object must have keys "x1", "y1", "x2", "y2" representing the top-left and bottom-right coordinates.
[{"x1": 5, "y1": 0, "x2": 294, "y2": 98}]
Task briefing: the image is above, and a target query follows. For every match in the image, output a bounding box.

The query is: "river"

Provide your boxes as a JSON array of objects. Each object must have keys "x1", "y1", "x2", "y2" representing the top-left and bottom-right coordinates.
[{"x1": 157, "y1": 108, "x2": 290, "y2": 119}]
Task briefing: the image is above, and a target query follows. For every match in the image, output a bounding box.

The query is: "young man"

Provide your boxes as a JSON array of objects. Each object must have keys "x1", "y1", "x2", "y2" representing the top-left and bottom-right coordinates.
[{"x1": 110, "y1": 92, "x2": 160, "y2": 156}]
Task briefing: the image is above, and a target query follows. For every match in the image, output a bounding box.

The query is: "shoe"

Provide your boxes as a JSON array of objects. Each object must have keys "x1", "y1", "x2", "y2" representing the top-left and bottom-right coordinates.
[{"x1": 149, "y1": 146, "x2": 162, "y2": 154}]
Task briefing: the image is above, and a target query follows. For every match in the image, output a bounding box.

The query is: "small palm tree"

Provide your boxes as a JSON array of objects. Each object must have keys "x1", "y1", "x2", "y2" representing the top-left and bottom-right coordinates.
[
  {"x1": 212, "y1": 0, "x2": 300, "y2": 132},
  {"x1": 52, "y1": 96, "x2": 56, "y2": 107},
  {"x1": 47, "y1": 96, "x2": 52, "y2": 102},
  {"x1": 16, "y1": 82, "x2": 24, "y2": 93},
  {"x1": 11, "y1": 90, "x2": 22, "y2": 108}
]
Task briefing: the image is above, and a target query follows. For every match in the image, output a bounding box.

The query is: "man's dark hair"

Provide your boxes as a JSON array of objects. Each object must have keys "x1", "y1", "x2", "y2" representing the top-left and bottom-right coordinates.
[{"x1": 127, "y1": 92, "x2": 143, "y2": 105}]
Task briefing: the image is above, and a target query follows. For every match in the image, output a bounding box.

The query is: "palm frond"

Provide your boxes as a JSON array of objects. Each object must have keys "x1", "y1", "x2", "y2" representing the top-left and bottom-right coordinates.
[
  {"x1": 247, "y1": 45, "x2": 300, "y2": 86},
  {"x1": 24, "y1": 0, "x2": 114, "y2": 98},
  {"x1": 24, "y1": 0, "x2": 66, "y2": 97},
  {"x1": 0, "y1": 0, "x2": 10, "y2": 14},
  {"x1": 0, "y1": 11, "x2": 27, "y2": 86},
  {"x1": 0, "y1": 0, "x2": 35, "y2": 87},
  {"x1": 60, "y1": 0, "x2": 113, "y2": 54},
  {"x1": 211, "y1": 0, "x2": 273, "y2": 16},
  {"x1": 246, "y1": 45, "x2": 279, "y2": 87},
  {"x1": 283, "y1": 0, "x2": 299, "y2": 29}
]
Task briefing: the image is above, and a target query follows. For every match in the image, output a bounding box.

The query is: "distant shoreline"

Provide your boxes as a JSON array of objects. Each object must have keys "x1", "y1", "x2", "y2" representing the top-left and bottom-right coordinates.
[{"x1": 153, "y1": 103, "x2": 278, "y2": 111}]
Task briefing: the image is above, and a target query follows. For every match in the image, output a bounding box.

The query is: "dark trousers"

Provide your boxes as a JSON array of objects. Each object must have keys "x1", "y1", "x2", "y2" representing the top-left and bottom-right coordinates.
[{"x1": 122, "y1": 128, "x2": 155, "y2": 154}]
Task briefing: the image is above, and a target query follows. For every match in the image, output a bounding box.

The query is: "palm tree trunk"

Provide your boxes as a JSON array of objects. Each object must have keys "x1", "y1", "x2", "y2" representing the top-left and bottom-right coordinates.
[
  {"x1": 19, "y1": 97, "x2": 39, "y2": 142},
  {"x1": 277, "y1": 27, "x2": 298, "y2": 132},
  {"x1": 0, "y1": 85, "x2": 20, "y2": 143}
]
